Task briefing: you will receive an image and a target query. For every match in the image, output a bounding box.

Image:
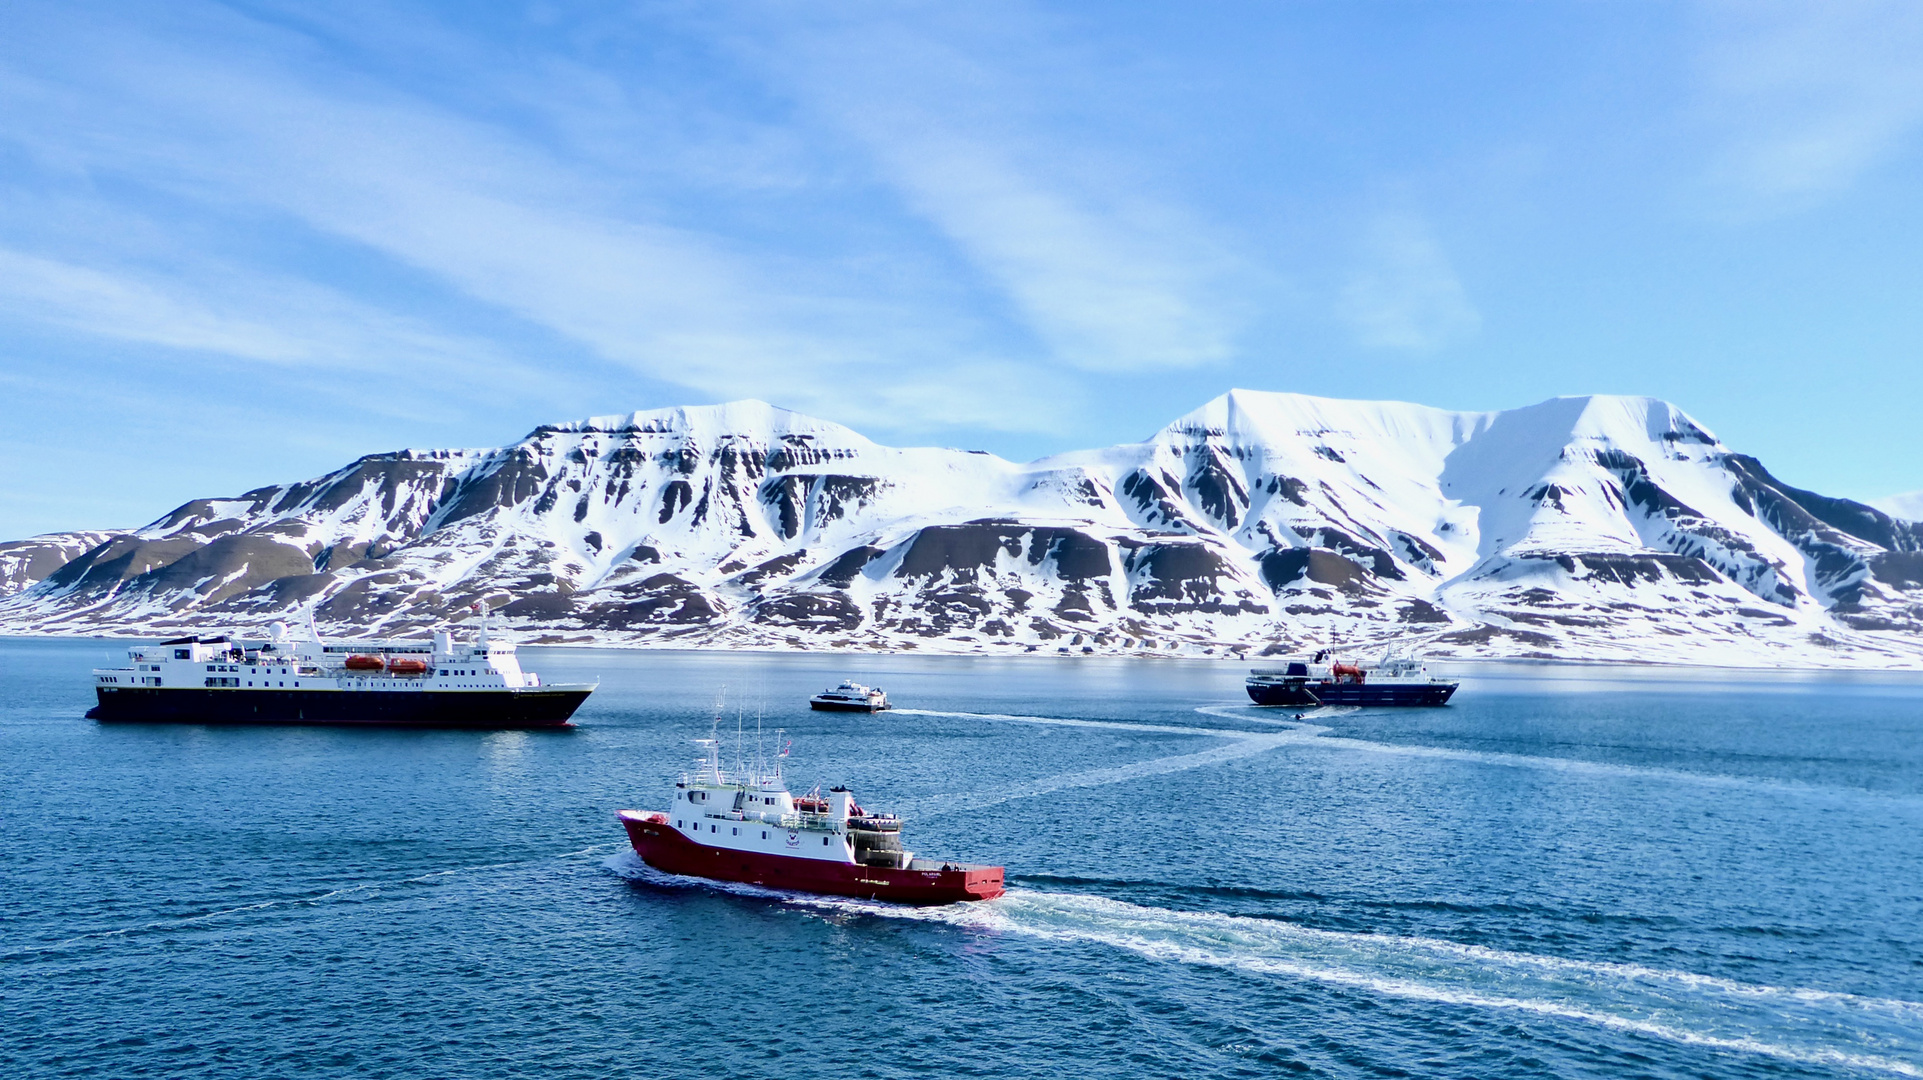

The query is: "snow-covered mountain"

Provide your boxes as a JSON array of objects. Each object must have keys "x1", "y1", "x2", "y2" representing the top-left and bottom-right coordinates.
[
  {"x1": 0, "y1": 531, "x2": 126, "y2": 596},
  {"x1": 5, "y1": 392, "x2": 1921, "y2": 666}
]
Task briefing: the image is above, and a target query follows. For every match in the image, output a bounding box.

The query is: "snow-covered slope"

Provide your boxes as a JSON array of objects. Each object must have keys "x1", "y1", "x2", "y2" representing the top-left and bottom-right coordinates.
[
  {"x1": 0, "y1": 531, "x2": 127, "y2": 596},
  {"x1": 5, "y1": 392, "x2": 1920, "y2": 666}
]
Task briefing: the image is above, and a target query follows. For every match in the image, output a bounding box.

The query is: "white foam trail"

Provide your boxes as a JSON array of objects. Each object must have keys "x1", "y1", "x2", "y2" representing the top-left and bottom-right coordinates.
[
  {"x1": 906, "y1": 701, "x2": 1871, "y2": 799},
  {"x1": 888, "y1": 707, "x2": 1298, "y2": 816},
  {"x1": 905, "y1": 735, "x2": 1293, "y2": 818},
  {"x1": 11, "y1": 842, "x2": 626, "y2": 957},
  {"x1": 966, "y1": 891, "x2": 1923, "y2": 1078},
  {"x1": 1197, "y1": 704, "x2": 1923, "y2": 802},
  {"x1": 893, "y1": 707, "x2": 1248, "y2": 739},
  {"x1": 609, "y1": 863, "x2": 1923, "y2": 1078}
]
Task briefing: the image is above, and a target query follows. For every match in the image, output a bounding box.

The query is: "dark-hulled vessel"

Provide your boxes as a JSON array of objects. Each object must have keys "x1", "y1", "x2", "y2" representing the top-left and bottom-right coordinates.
[
  {"x1": 620, "y1": 735, "x2": 1002, "y2": 904},
  {"x1": 88, "y1": 614, "x2": 595, "y2": 728},
  {"x1": 1247, "y1": 650, "x2": 1457, "y2": 708}
]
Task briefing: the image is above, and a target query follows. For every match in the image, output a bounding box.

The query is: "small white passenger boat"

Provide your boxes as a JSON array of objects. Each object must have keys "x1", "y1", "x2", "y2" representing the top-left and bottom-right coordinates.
[{"x1": 809, "y1": 680, "x2": 890, "y2": 712}]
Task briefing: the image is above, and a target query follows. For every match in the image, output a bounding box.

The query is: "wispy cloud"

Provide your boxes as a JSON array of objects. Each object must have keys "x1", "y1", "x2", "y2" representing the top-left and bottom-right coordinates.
[
  {"x1": 0, "y1": 1, "x2": 1091, "y2": 438},
  {"x1": 1335, "y1": 213, "x2": 1480, "y2": 352},
  {"x1": 0, "y1": 248, "x2": 311, "y2": 363},
  {"x1": 1694, "y1": 0, "x2": 1923, "y2": 210},
  {"x1": 1870, "y1": 490, "x2": 1923, "y2": 521},
  {"x1": 729, "y1": 7, "x2": 1251, "y2": 373}
]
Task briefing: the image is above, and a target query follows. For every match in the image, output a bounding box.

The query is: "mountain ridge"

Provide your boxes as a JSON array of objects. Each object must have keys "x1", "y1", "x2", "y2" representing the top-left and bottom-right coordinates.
[{"x1": 5, "y1": 390, "x2": 1920, "y2": 667}]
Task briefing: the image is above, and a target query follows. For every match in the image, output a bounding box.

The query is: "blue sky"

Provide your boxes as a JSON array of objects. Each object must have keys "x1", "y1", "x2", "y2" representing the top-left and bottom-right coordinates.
[{"x1": 3, "y1": 0, "x2": 1922, "y2": 538}]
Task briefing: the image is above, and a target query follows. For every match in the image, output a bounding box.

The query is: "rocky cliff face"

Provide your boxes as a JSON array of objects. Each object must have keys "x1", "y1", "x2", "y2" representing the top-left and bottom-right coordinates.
[{"x1": 5, "y1": 393, "x2": 1920, "y2": 666}]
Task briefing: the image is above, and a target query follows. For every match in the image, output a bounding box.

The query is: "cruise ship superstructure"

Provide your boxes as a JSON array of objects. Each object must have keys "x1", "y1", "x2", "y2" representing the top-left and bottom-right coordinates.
[{"x1": 89, "y1": 615, "x2": 595, "y2": 728}]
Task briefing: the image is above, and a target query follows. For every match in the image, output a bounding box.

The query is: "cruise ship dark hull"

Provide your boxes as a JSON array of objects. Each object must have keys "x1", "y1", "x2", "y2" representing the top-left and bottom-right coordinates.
[
  {"x1": 1307, "y1": 682, "x2": 1458, "y2": 707},
  {"x1": 87, "y1": 686, "x2": 591, "y2": 728}
]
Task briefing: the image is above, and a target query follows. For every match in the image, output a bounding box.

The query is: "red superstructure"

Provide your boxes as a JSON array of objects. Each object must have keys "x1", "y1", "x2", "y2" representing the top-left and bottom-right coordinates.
[{"x1": 618, "y1": 734, "x2": 1003, "y2": 905}]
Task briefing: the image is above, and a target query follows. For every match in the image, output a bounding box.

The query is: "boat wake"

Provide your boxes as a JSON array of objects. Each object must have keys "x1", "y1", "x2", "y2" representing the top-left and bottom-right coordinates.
[
  {"x1": 965, "y1": 890, "x2": 1923, "y2": 1077},
  {"x1": 1195, "y1": 703, "x2": 1923, "y2": 801},
  {"x1": 894, "y1": 704, "x2": 1919, "y2": 804},
  {"x1": 609, "y1": 852, "x2": 1923, "y2": 1078},
  {"x1": 887, "y1": 707, "x2": 1301, "y2": 818},
  {"x1": 891, "y1": 707, "x2": 1241, "y2": 738},
  {"x1": 905, "y1": 735, "x2": 1295, "y2": 818}
]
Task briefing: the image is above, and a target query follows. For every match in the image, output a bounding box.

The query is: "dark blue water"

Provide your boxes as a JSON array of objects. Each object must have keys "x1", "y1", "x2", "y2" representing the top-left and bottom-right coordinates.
[{"x1": 5, "y1": 638, "x2": 1923, "y2": 1079}]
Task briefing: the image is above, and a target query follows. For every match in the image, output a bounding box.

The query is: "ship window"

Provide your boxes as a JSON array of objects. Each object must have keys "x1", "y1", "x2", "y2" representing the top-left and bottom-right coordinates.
[
  {"x1": 761, "y1": 831, "x2": 767, "y2": 839},
  {"x1": 731, "y1": 828, "x2": 738, "y2": 836},
  {"x1": 207, "y1": 664, "x2": 217, "y2": 671},
  {"x1": 822, "y1": 837, "x2": 830, "y2": 846},
  {"x1": 175, "y1": 649, "x2": 190, "y2": 659},
  {"x1": 676, "y1": 820, "x2": 682, "y2": 828}
]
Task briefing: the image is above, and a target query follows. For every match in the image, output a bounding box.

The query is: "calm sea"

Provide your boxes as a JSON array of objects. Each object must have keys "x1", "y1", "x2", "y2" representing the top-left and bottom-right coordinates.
[{"x1": 4, "y1": 637, "x2": 1922, "y2": 1079}]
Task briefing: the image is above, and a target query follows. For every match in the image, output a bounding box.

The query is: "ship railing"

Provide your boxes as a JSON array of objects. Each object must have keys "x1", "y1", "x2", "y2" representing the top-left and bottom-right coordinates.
[{"x1": 705, "y1": 809, "x2": 831, "y2": 831}]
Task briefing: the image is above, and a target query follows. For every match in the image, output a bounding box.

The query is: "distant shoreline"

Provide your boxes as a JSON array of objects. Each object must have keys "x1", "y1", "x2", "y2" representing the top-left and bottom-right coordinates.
[{"x1": 11, "y1": 631, "x2": 1921, "y2": 676}]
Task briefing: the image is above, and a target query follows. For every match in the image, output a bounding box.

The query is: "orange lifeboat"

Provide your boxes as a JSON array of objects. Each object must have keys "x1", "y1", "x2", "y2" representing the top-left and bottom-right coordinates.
[
  {"x1": 388, "y1": 658, "x2": 428, "y2": 676},
  {"x1": 344, "y1": 655, "x2": 385, "y2": 671}
]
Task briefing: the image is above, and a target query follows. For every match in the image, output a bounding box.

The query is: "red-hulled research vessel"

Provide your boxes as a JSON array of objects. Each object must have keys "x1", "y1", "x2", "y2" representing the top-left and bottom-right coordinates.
[{"x1": 619, "y1": 735, "x2": 1004, "y2": 904}]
